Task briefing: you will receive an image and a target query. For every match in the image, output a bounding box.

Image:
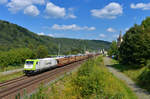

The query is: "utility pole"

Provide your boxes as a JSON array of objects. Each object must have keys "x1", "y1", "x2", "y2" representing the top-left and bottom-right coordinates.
[
  {"x1": 58, "y1": 43, "x2": 61, "y2": 56},
  {"x1": 84, "y1": 46, "x2": 86, "y2": 54}
]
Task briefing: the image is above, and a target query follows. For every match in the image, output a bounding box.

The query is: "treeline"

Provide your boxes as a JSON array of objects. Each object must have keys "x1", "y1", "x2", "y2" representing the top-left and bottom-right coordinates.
[
  {"x1": 119, "y1": 17, "x2": 150, "y2": 66},
  {"x1": 108, "y1": 41, "x2": 118, "y2": 59},
  {"x1": 0, "y1": 45, "x2": 48, "y2": 70},
  {"x1": 109, "y1": 17, "x2": 150, "y2": 66},
  {"x1": 0, "y1": 20, "x2": 110, "y2": 54},
  {"x1": 0, "y1": 45, "x2": 87, "y2": 70}
]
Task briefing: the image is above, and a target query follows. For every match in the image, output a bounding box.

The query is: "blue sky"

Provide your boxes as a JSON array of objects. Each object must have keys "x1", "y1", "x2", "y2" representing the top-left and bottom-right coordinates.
[{"x1": 0, "y1": 0, "x2": 150, "y2": 42}]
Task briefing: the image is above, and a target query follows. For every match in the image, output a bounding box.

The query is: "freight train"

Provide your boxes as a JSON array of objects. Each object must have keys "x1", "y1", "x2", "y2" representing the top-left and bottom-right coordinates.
[{"x1": 24, "y1": 54, "x2": 98, "y2": 75}]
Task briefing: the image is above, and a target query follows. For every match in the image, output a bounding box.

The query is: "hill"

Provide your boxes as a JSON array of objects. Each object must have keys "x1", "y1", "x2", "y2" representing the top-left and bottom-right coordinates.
[{"x1": 0, "y1": 20, "x2": 110, "y2": 54}]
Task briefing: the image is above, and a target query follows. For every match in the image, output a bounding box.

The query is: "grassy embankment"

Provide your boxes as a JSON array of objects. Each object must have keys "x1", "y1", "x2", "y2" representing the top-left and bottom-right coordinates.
[
  {"x1": 0, "y1": 65, "x2": 23, "y2": 72},
  {"x1": 0, "y1": 71, "x2": 23, "y2": 83},
  {"x1": 24, "y1": 56, "x2": 137, "y2": 99},
  {"x1": 0, "y1": 65, "x2": 24, "y2": 83},
  {"x1": 111, "y1": 59, "x2": 150, "y2": 92}
]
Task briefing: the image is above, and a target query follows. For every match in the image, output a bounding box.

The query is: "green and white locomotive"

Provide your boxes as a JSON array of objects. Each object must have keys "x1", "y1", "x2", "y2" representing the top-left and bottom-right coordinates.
[{"x1": 24, "y1": 58, "x2": 58, "y2": 75}]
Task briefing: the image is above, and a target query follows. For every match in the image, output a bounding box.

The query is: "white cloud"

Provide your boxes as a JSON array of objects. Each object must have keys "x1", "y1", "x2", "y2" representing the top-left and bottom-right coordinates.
[
  {"x1": 48, "y1": 34, "x2": 54, "y2": 37},
  {"x1": 45, "y1": 2, "x2": 76, "y2": 19},
  {"x1": 38, "y1": 32, "x2": 45, "y2": 35},
  {"x1": 107, "y1": 27, "x2": 116, "y2": 32},
  {"x1": 24, "y1": 5, "x2": 40, "y2": 16},
  {"x1": 38, "y1": 32, "x2": 54, "y2": 37},
  {"x1": 91, "y1": 2, "x2": 123, "y2": 19},
  {"x1": 0, "y1": 0, "x2": 8, "y2": 4},
  {"x1": 88, "y1": 27, "x2": 96, "y2": 31},
  {"x1": 125, "y1": 28, "x2": 129, "y2": 32},
  {"x1": 45, "y1": 2, "x2": 66, "y2": 18},
  {"x1": 66, "y1": 8, "x2": 77, "y2": 19},
  {"x1": 130, "y1": 3, "x2": 150, "y2": 10},
  {"x1": 7, "y1": 0, "x2": 45, "y2": 13},
  {"x1": 99, "y1": 34, "x2": 106, "y2": 38},
  {"x1": 51, "y1": 24, "x2": 96, "y2": 31},
  {"x1": 7, "y1": 0, "x2": 76, "y2": 18},
  {"x1": 7, "y1": 0, "x2": 32, "y2": 13},
  {"x1": 32, "y1": 0, "x2": 45, "y2": 5},
  {"x1": 66, "y1": 13, "x2": 76, "y2": 19}
]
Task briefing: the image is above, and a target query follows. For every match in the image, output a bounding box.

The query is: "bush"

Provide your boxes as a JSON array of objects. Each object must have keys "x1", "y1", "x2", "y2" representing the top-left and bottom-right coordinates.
[
  {"x1": 146, "y1": 60, "x2": 150, "y2": 69},
  {"x1": 0, "y1": 48, "x2": 35, "y2": 70},
  {"x1": 138, "y1": 68, "x2": 150, "y2": 91}
]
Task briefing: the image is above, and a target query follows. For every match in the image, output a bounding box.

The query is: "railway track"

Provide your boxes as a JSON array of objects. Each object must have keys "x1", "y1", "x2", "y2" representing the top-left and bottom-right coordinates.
[
  {"x1": 0, "y1": 60, "x2": 86, "y2": 99},
  {"x1": 0, "y1": 76, "x2": 27, "y2": 88}
]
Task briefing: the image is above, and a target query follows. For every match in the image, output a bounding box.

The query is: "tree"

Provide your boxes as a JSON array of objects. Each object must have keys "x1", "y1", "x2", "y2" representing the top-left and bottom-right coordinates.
[
  {"x1": 108, "y1": 41, "x2": 118, "y2": 59},
  {"x1": 119, "y1": 17, "x2": 150, "y2": 66},
  {"x1": 36, "y1": 45, "x2": 48, "y2": 58}
]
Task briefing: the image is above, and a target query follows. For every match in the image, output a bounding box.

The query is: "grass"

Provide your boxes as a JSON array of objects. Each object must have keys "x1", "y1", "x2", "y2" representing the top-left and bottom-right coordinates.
[
  {"x1": 0, "y1": 64, "x2": 23, "y2": 72},
  {"x1": 0, "y1": 71, "x2": 23, "y2": 83},
  {"x1": 111, "y1": 59, "x2": 150, "y2": 92},
  {"x1": 26, "y1": 56, "x2": 137, "y2": 99},
  {"x1": 111, "y1": 59, "x2": 146, "y2": 81}
]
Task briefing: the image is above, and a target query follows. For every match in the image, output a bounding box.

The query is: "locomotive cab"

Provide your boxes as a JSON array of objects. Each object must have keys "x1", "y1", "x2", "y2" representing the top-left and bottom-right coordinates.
[
  {"x1": 24, "y1": 58, "x2": 58, "y2": 75},
  {"x1": 24, "y1": 59, "x2": 39, "y2": 75},
  {"x1": 24, "y1": 61, "x2": 34, "y2": 69}
]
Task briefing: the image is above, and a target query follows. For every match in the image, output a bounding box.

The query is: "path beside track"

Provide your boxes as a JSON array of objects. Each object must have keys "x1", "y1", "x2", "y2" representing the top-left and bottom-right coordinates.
[
  {"x1": 0, "y1": 68, "x2": 23, "y2": 75},
  {"x1": 103, "y1": 57, "x2": 150, "y2": 99}
]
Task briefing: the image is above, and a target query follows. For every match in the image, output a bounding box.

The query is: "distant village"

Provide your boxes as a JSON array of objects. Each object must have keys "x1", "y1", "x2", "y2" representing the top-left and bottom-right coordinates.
[{"x1": 99, "y1": 31, "x2": 123, "y2": 56}]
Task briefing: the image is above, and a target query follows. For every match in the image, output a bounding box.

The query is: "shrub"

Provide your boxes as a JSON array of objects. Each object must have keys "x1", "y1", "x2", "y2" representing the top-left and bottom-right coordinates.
[
  {"x1": 0, "y1": 45, "x2": 49, "y2": 70},
  {"x1": 0, "y1": 48, "x2": 35, "y2": 70},
  {"x1": 138, "y1": 68, "x2": 150, "y2": 91}
]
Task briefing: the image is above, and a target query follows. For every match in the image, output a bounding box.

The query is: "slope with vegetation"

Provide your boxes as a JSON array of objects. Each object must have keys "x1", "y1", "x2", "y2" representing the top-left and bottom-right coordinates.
[
  {"x1": 0, "y1": 20, "x2": 110, "y2": 71},
  {"x1": 0, "y1": 20, "x2": 110, "y2": 53},
  {"x1": 109, "y1": 17, "x2": 150, "y2": 92},
  {"x1": 111, "y1": 59, "x2": 150, "y2": 92},
  {"x1": 26, "y1": 56, "x2": 137, "y2": 99}
]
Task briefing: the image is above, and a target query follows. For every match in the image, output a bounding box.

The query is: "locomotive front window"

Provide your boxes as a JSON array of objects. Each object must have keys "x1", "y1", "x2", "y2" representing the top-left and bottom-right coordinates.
[
  {"x1": 36, "y1": 62, "x2": 38, "y2": 64},
  {"x1": 26, "y1": 61, "x2": 34, "y2": 65}
]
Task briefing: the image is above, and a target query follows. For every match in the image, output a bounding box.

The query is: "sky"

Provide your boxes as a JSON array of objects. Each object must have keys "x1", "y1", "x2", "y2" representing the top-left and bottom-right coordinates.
[{"x1": 0, "y1": 0, "x2": 150, "y2": 42}]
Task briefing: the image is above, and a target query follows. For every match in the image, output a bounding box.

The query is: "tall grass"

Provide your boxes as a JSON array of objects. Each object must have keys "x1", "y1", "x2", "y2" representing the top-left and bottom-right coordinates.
[
  {"x1": 137, "y1": 68, "x2": 150, "y2": 92},
  {"x1": 0, "y1": 64, "x2": 23, "y2": 72},
  {"x1": 0, "y1": 71, "x2": 23, "y2": 83},
  {"x1": 28, "y1": 56, "x2": 137, "y2": 99},
  {"x1": 111, "y1": 59, "x2": 150, "y2": 92}
]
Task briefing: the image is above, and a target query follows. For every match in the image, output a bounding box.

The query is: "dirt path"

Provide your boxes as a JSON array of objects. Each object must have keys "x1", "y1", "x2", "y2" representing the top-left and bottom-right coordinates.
[
  {"x1": 0, "y1": 68, "x2": 23, "y2": 75},
  {"x1": 103, "y1": 57, "x2": 150, "y2": 99}
]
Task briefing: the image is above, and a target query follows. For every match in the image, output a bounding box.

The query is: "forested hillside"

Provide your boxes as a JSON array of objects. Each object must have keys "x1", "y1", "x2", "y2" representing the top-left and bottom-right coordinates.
[{"x1": 0, "y1": 20, "x2": 110, "y2": 54}]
